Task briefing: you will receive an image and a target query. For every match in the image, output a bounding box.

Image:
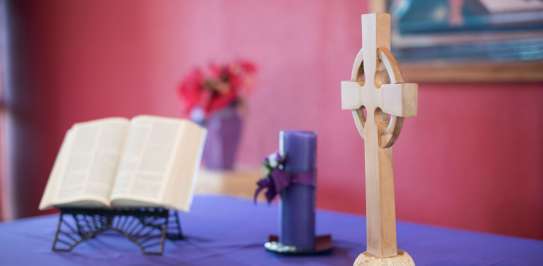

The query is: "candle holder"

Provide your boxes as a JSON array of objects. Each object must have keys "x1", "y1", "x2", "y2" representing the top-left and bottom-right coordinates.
[{"x1": 254, "y1": 131, "x2": 332, "y2": 255}]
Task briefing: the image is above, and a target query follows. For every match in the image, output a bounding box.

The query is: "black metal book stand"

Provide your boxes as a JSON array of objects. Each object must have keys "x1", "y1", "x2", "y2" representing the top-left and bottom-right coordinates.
[{"x1": 52, "y1": 207, "x2": 184, "y2": 255}]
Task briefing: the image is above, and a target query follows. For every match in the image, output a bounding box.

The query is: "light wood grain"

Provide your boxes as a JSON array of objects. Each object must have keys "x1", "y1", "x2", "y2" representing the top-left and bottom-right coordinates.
[
  {"x1": 354, "y1": 250, "x2": 415, "y2": 266},
  {"x1": 341, "y1": 13, "x2": 417, "y2": 261},
  {"x1": 369, "y1": 0, "x2": 386, "y2": 13},
  {"x1": 402, "y1": 61, "x2": 543, "y2": 82},
  {"x1": 195, "y1": 169, "x2": 261, "y2": 199}
]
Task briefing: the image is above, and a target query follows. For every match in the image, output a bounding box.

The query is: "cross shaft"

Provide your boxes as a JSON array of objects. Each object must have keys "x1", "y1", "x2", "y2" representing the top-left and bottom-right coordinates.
[{"x1": 340, "y1": 13, "x2": 417, "y2": 258}]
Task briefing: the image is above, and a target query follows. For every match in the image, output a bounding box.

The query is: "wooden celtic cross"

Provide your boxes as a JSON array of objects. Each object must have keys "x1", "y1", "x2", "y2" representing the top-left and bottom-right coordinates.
[{"x1": 341, "y1": 13, "x2": 417, "y2": 265}]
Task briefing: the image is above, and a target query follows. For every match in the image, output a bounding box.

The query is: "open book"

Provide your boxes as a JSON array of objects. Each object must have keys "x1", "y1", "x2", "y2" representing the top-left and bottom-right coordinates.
[{"x1": 39, "y1": 115, "x2": 207, "y2": 211}]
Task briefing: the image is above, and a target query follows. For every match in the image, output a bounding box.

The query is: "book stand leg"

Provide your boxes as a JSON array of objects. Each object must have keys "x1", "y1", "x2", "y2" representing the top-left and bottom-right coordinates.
[{"x1": 52, "y1": 208, "x2": 184, "y2": 255}]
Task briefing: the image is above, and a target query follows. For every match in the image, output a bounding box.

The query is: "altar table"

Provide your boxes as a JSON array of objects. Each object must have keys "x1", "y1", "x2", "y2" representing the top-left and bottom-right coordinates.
[{"x1": 0, "y1": 195, "x2": 542, "y2": 265}]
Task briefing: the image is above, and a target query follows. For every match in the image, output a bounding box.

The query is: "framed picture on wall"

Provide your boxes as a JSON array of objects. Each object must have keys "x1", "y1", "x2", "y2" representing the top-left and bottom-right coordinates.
[{"x1": 372, "y1": 0, "x2": 543, "y2": 82}]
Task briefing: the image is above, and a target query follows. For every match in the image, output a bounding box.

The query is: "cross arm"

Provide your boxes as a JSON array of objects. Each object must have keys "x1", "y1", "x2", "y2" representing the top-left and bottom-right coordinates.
[
  {"x1": 380, "y1": 83, "x2": 417, "y2": 117},
  {"x1": 341, "y1": 81, "x2": 364, "y2": 110}
]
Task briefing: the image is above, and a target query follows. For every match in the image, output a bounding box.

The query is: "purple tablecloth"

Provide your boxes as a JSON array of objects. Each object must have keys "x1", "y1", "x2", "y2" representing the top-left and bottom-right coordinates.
[{"x1": 0, "y1": 195, "x2": 542, "y2": 265}]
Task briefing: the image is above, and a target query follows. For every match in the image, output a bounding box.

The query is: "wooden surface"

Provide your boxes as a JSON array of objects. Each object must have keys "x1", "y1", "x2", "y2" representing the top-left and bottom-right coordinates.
[
  {"x1": 195, "y1": 168, "x2": 261, "y2": 199},
  {"x1": 369, "y1": 0, "x2": 386, "y2": 13},
  {"x1": 354, "y1": 251, "x2": 415, "y2": 266},
  {"x1": 341, "y1": 13, "x2": 418, "y2": 259},
  {"x1": 402, "y1": 61, "x2": 543, "y2": 83}
]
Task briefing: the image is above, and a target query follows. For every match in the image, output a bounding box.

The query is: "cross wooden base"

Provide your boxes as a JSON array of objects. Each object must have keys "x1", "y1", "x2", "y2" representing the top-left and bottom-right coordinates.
[{"x1": 354, "y1": 250, "x2": 415, "y2": 266}]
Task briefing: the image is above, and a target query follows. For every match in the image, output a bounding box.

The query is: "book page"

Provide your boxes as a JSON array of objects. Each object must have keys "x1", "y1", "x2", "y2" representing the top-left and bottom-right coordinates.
[
  {"x1": 161, "y1": 121, "x2": 206, "y2": 211},
  {"x1": 110, "y1": 116, "x2": 206, "y2": 210},
  {"x1": 39, "y1": 129, "x2": 74, "y2": 210},
  {"x1": 110, "y1": 116, "x2": 181, "y2": 205},
  {"x1": 39, "y1": 118, "x2": 129, "y2": 209}
]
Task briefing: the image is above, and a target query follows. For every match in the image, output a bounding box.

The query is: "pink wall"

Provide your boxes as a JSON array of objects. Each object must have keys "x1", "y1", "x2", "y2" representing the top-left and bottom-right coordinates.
[{"x1": 6, "y1": 0, "x2": 543, "y2": 239}]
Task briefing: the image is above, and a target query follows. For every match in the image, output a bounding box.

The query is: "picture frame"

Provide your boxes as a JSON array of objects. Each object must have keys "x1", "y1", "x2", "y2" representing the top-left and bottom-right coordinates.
[{"x1": 372, "y1": 0, "x2": 543, "y2": 82}]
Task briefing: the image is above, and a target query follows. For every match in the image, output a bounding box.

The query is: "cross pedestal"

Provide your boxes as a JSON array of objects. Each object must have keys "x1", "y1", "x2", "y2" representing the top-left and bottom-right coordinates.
[{"x1": 341, "y1": 13, "x2": 418, "y2": 266}]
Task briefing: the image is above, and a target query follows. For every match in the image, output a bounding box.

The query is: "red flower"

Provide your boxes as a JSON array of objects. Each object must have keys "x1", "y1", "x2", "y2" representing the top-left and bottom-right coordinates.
[
  {"x1": 237, "y1": 59, "x2": 257, "y2": 74},
  {"x1": 177, "y1": 68, "x2": 204, "y2": 116},
  {"x1": 177, "y1": 59, "x2": 258, "y2": 119}
]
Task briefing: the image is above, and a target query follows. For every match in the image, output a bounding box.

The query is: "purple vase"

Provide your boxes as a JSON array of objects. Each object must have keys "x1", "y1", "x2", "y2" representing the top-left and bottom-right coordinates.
[{"x1": 201, "y1": 107, "x2": 243, "y2": 170}]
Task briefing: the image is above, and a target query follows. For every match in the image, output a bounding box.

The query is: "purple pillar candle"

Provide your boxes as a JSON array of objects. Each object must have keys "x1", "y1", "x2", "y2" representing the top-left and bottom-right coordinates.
[{"x1": 279, "y1": 131, "x2": 317, "y2": 250}]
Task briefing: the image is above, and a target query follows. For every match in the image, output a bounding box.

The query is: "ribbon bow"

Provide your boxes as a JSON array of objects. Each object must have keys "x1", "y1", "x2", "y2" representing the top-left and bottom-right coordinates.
[{"x1": 254, "y1": 152, "x2": 314, "y2": 203}]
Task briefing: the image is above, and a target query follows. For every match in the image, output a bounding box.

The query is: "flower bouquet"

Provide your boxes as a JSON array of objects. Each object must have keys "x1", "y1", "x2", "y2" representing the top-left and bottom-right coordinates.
[{"x1": 177, "y1": 60, "x2": 257, "y2": 170}]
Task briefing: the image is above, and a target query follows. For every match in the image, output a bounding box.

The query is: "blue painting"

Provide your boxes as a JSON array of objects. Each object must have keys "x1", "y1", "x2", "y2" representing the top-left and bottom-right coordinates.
[{"x1": 389, "y1": 0, "x2": 543, "y2": 63}]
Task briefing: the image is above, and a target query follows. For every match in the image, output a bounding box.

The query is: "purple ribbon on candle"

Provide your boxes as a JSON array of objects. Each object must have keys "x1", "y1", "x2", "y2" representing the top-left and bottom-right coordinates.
[{"x1": 254, "y1": 152, "x2": 315, "y2": 203}]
